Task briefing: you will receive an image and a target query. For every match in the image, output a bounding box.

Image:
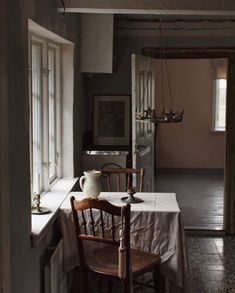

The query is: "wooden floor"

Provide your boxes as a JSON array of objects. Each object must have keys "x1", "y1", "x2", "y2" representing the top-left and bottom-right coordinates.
[{"x1": 155, "y1": 169, "x2": 224, "y2": 230}]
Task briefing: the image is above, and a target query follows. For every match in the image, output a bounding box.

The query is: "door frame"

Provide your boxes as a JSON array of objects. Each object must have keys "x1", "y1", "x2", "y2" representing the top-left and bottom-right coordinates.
[
  {"x1": 142, "y1": 47, "x2": 235, "y2": 234},
  {"x1": 131, "y1": 54, "x2": 156, "y2": 191}
]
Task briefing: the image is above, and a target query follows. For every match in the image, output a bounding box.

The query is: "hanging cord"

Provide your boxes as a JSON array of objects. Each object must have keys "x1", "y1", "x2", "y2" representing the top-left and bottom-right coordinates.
[
  {"x1": 138, "y1": 16, "x2": 166, "y2": 116},
  {"x1": 159, "y1": 17, "x2": 165, "y2": 110},
  {"x1": 159, "y1": 16, "x2": 174, "y2": 111}
]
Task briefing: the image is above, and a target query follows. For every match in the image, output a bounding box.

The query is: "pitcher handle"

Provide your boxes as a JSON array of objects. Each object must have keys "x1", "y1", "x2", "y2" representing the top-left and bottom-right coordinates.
[{"x1": 79, "y1": 176, "x2": 86, "y2": 191}]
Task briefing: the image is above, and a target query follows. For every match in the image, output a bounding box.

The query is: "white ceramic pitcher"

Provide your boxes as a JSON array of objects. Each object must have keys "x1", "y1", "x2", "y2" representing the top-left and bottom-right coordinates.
[{"x1": 79, "y1": 170, "x2": 101, "y2": 199}]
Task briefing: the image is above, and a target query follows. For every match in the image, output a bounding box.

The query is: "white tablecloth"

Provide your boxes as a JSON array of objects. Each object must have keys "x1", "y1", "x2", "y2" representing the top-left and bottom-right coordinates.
[{"x1": 59, "y1": 192, "x2": 192, "y2": 293}]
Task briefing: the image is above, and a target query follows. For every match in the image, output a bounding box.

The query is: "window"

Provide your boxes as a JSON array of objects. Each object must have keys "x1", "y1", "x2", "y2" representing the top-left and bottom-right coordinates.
[
  {"x1": 212, "y1": 60, "x2": 227, "y2": 132},
  {"x1": 29, "y1": 35, "x2": 61, "y2": 196},
  {"x1": 214, "y1": 79, "x2": 227, "y2": 131}
]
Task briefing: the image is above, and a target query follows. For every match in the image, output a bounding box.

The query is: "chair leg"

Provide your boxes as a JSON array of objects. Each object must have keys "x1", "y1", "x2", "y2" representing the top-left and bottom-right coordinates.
[
  {"x1": 79, "y1": 268, "x2": 89, "y2": 293},
  {"x1": 122, "y1": 276, "x2": 130, "y2": 293},
  {"x1": 106, "y1": 279, "x2": 112, "y2": 293},
  {"x1": 70, "y1": 267, "x2": 80, "y2": 293},
  {"x1": 153, "y1": 265, "x2": 166, "y2": 293},
  {"x1": 98, "y1": 276, "x2": 102, "y2": 293}
]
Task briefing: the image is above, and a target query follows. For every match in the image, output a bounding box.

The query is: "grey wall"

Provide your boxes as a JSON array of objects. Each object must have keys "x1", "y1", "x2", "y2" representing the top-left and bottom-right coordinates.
[
  {"x1": 86, "y1": 32, "x2": 235, "y2": 165},
  {"x1": 0, "y1": 1, "x2": 11, "y2": 291},
  {"x1": 87, "y1": 33, "x2": 235, "y2": 103},
  {"x1": 0, "y1": 1, "x2": 85, "y2": 293}
]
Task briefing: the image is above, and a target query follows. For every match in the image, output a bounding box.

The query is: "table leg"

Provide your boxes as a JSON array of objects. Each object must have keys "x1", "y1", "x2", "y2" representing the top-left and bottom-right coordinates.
[
  {"x1": 158, "y1": 273, "x2": 166, "y2": 293},
  {"x1": 153, "y1": 265, "x2": 166, "y2": 293}
]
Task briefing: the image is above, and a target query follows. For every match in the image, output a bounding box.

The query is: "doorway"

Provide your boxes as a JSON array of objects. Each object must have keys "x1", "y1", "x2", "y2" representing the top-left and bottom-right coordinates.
[
  {"x1": 154, "y1": 57, "x2": 226, "y2": 230},
  {"x1": 142, "y1": 47, "x2": 235, "y2": 232}
]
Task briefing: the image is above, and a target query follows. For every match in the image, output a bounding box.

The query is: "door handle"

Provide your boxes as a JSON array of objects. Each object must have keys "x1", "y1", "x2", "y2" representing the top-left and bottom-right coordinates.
[{"x1": 135, "y1": 143, "x2": 147, "y2": 153}]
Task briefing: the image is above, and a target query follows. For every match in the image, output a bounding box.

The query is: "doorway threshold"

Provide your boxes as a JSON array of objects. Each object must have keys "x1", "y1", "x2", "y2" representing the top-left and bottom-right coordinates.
[{"x1": 185, "y1": 228, "x2": 226, "y2": 236}]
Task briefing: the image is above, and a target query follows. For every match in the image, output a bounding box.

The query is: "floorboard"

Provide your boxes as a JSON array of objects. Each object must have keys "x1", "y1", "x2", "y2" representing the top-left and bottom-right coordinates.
[{"x1": 155, "y1": 169, "x2": 224, "y2": 230}]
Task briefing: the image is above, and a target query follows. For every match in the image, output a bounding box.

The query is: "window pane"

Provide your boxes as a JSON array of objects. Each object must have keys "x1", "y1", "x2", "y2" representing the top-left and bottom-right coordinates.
[
  {"x1": 215, "y1": 79, "x2": 227, "y2": 131},
  {"x1": 30, "y1": 36, "x2": 61, "y2": 196},
  {"x1": 48, "y1": 48, "x2": 56, "y2": 180},
  {"x1": 32, "y1": 44, "x2": 42, "y2": 193}
]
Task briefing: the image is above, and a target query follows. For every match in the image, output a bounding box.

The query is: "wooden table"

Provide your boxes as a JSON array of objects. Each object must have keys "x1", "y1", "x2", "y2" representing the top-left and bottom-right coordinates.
[{"x1": 59, "y1": 192, "x2": 192, "y2": 293}]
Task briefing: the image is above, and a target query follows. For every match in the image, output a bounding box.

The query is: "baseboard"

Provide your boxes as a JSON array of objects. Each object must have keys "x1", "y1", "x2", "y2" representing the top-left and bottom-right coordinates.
[
  {"x1": 185, "y1": 229, "x2": 226, "y2": 236},
  {"x1": 156, "y1": 168, "x2": 224, "y2": 175}
]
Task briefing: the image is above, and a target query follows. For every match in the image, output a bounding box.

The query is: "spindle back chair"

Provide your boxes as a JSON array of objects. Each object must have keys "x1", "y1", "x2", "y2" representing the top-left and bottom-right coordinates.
[
  {"x1": 70, "y1": 196, "x2": 161, "y2": 293},
  {"x1": 101, "y1": 166, "x2": 145, "y2": 192},
  {"x1": 70, "y1": 196, "x2": 131, "y2": 292}
]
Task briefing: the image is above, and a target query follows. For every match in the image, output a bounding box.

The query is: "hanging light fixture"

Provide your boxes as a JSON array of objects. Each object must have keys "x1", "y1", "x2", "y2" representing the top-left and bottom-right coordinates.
[
  {"x1": 136, "y1": 17, "x2": 184, "y2": 124},
  {"x1": 142, "y1": 106, "x2": 184, "y2": 123}
]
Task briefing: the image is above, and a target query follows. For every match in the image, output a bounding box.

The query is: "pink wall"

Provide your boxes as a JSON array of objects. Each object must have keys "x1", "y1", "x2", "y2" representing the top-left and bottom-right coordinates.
[{"x1": 155, "y1": 59, "x2": 226, "y2": 169}]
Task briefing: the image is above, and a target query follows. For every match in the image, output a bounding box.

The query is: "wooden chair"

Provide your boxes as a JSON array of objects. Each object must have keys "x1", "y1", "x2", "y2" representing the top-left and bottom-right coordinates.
[
  {"x1": 70, "y1": 196, "x2": 161, "y2": 293},
  {"x1": 101, "y1": 165, "x2": 145, "y2": 192}
]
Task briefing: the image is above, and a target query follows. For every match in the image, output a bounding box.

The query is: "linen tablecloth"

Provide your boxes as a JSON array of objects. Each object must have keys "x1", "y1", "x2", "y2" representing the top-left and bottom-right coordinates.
[{"x1": 59, "y1": 192, "x2": 192, "y2": 293}]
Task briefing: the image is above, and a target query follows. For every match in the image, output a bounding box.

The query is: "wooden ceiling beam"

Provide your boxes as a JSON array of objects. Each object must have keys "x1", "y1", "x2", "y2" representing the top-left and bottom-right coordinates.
[{"x1": 58, "y1": 0, "x2": 235, "y2": 15}]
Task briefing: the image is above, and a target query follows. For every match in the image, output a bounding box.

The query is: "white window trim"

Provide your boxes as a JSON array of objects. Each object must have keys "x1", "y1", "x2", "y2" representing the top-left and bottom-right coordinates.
[
  {"x1": 50, "y1": 43, "x2": 62, "y2": 183},
  {"x1": 29, "y1": 37, "x2": 44, "y2": 196},
  {"x1": 212, "y1": 79, "x2": 227, "y2": 133},
  {"x1": 211, "y1": 59, "x2": 227, "y2": 133},
  {"x1": 29, "y1": 19, "x2": 76, "y2": 241},
  {"x1": 29, "y1": 34, "x2": 62, "y2": 197}
]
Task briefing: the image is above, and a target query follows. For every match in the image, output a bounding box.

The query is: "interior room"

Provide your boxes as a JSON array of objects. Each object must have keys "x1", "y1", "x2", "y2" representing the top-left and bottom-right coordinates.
[
  {"x1": 154, "y1": 58, "x2": 226, "y2": 230},
  {"x1": 1, "y1": 1, "x2": 235, "y2": 293}
]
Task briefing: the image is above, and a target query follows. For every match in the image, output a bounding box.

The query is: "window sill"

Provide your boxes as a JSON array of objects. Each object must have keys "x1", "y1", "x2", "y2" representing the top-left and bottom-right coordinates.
[
  {"x1": 211, "y1": 130, "x2": 226, "y2": 133},
  {"x1": 31, "y1": 177, "x2": 78, "y2": 245}
]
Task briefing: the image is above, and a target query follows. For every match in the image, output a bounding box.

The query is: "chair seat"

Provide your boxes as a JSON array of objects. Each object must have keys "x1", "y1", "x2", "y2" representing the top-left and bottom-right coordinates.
[{"x1": 86, "y1": 244, "x2": 160, "y2": 277}]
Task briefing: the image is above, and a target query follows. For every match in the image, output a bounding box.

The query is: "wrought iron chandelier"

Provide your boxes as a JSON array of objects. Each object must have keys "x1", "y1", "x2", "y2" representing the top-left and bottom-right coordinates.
[{"x1": 136, "y1": 17, "x2": 184, "y2": 124}]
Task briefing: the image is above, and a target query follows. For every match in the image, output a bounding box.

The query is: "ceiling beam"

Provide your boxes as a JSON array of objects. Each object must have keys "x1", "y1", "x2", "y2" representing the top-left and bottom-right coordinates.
[{"x1": 59, "y1": 0, "x2": 235, "y2": 15}]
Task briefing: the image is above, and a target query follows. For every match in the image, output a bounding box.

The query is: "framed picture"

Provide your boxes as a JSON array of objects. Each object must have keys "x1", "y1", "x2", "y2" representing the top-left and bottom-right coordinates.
[{"x1": 93, "y1": 95, "x2": 130, "y2": 146}]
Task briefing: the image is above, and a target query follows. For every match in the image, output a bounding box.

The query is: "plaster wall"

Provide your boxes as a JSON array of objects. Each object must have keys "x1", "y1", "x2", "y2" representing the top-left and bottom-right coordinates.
[
  {"x1": 86, "y1": 34, "x2": 231, "y2": 168},
  {"x1": 155, "y1": 59, "x2": 225, "y2": 169},
  {"x1": 0, "y1": 1, "x2": 84, "y2": 293}
]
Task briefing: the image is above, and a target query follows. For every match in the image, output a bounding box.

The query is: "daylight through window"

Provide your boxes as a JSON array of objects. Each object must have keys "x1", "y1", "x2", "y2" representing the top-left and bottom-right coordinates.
[
  {"x1": 212, "y1": 60, "x2": 227, "y2": 132},
  {"x1": 214, "y1": 79, "x2": 227, "y2": 131},
  {"x1": 29, "y1": 35, "x2": 61, "y2": 196}
]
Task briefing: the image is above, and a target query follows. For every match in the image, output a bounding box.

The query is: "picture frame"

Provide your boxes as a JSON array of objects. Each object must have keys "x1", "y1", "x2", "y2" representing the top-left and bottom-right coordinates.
[{"x1": 93, "y1": 95, "x2": 130, "y2": 146}]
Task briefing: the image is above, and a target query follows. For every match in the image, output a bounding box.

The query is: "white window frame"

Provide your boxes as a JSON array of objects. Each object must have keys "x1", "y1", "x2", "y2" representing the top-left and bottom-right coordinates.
[
  {"x1": 212, "y1": 59, "x2": 227, "y2": 133},
  {"x1": 29, "y1": 33, "x2": 62, "y2": 198},
  {"x1": 212, "y1": 78, "x2": 227, "y2": 132},
  {"x1": 47, "y1": 44, "x2": 62, "y2": 184}
]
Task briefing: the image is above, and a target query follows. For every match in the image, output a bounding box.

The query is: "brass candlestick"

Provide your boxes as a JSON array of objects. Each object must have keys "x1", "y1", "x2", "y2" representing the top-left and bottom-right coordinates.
[
  {"x1": 121, "y1": 186, "x2": 143, "y2": 204},
  {"x1": 31, "y1": 193, "x2": 50, "y2": 214}
]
